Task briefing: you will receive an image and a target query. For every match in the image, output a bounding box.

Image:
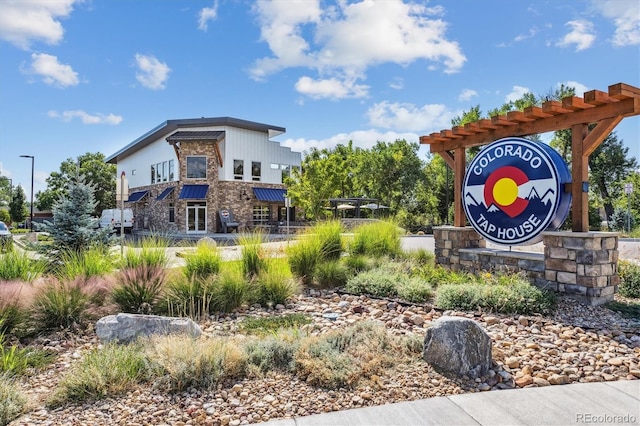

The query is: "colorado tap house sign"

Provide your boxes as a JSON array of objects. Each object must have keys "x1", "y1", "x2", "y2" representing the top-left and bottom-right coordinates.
[{"x1": 462, "y1": 137, "x2": 572, "y2": 245}]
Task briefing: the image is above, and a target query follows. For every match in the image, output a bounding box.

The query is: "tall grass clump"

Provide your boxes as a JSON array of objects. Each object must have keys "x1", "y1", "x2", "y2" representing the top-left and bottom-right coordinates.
[
  {"x1": 47, "y1": 343, "x2": 150, "y2": 408},
  {"x1": 212, "y1": 269, "x2": 252, "y2": 313},
  {"x1": 31, "y1": 278, "x2": 91, "y2": 330},
  {"x1": 315, "y1": 260, "x2": 350, "y2": 289},
  {"x1": 120, "y1": 236, "x2": 169, "y2": 269},
  {"x1": 618, "y1": 260, "x2": 640, "y2": 299},
  {"x1": 163, "y1": 275, "x2": 216, "y2": 319},
  {"x1": 287, "y1": 235, "x2": 321, "y2": 286},
  {"x1": 342, "y1": 254, "x2": 375, "y2": 274},
  {"x1": 183, "y1": 241, "x2": 221, "y2": 280},
  {"x1": 0, "y1": 373, "x2": 26, "y2": 426},
  {"x1": 238, "y1": 231, "x2": 266, "y2": 278},
  {"x1": 0, "y1": 250, "x2": 47, "y2": 282},
  {"x1": 146, "y1": 335, "x2": 246, "y2": 392},
  {"x1": 349, "y1": 220, "x2": 402, "y2": 258},
  {"x1": 111, "y1": 265, "x2": 167, "y2": 314},
  {"x1": 255, "y1": 264, "x2": 300, "y2": 307},
  {"x1": 55, "y1": 247, "x2": 115, "y2": 281},
  {"x1": 0, "y1": 281, "x2": 35, "y2": 336},
  {"x1": 313, "y1": 220, "x2": 343, "y2": 261}
]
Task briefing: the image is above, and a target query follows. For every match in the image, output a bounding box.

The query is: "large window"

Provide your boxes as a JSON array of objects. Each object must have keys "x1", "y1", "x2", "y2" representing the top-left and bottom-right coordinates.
[
  {"x1": 187, "y1": 156, "x2": 207, "y2": 179},
  {"x1": 234, "y1": 159, "x2": 244, "y2": 180},
  {"x1": 151, "y1": 164, "x2": 156, "y2": 184},
  {"x1": 168, "y1": 202, "x2": 175, "y2": 223},
  {"x1": 252, "y1": 205, "x2": 269, "y2": 224},
  {"x1": 251, "y1": 161, "x2": 261, "y2": 181},
  {"x1": 168, "y1": 159, "x2": 174, "y2": 181}
]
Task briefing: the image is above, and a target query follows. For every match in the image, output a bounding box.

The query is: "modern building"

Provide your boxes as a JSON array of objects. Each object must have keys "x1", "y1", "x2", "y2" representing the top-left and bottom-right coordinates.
[{"x1": 105, "y1": 117, "x2": 302, "y2": 234}]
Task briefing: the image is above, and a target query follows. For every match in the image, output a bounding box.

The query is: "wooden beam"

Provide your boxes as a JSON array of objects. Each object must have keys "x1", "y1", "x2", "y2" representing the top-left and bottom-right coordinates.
[
  {"x1": 571, "y1": 124, "x2": 589, "y2": 232},
  {"x1": 454, "y1": 148, "x2": 466, "y2": 227},
  {"x1": 583, "y1": 116, "x2": 623, "y2": 156},
  {"x1": 562, "y1": 96, "x2": 595, "y2": 111},
  {"x1": 609, "y1": 82, "x2": 640, "y2": 99},
  {"x1": 439, "y1": 150, "x2": 455, "y2": 170},
  {"x1": 584, "y1": 89, "x2": 615, "y2": 105}
]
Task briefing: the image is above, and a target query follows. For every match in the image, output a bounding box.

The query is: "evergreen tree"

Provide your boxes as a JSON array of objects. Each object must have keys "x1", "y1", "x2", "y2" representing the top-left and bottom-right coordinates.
[
  {"x1": 38, "y1": 172, "x2": 114, "y2": 253},
  {"x1": 9, "y1": 185, "x2": 27, "y2": 226}
]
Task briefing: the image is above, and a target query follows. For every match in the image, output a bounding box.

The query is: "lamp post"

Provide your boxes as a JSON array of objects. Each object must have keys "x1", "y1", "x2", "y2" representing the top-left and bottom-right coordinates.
[{"x1": 20, "y1": 155, "x2": 34, "y2": 232}]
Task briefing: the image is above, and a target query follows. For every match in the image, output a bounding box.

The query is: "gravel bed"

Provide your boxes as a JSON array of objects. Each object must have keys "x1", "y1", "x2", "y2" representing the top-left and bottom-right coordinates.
[{"x1": 9, "y1": 292, "x2": 640, "y2": 426}]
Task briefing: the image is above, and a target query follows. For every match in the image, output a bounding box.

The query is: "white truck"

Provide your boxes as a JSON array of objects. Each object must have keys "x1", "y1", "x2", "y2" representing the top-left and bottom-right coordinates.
[{"x1": 99, "y1": 209, "x2": 134, "y2": 233}]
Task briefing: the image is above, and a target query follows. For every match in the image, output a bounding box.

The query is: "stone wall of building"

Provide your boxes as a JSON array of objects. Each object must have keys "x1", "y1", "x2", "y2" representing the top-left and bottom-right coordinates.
[{"x1": 433, "y1": 227, "x2": 619, "y2": 306}]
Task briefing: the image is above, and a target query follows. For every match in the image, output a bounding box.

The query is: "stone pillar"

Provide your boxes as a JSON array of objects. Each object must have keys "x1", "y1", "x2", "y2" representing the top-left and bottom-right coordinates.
[
  {"x1": 433, "y1": 226, "x2": 485, "y2": 271},
  {"x1": 543, "y1": 231, "x2": 619, "y2": 306}
]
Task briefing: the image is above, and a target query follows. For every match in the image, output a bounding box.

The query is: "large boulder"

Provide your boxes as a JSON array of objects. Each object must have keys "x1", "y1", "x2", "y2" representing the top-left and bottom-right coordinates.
[
  {"x1": 96, "y1": 313, "x2": 202, "y2": 344},
  {"x1": 423, "y1": 316, "x2": 492, "y2": 379}
]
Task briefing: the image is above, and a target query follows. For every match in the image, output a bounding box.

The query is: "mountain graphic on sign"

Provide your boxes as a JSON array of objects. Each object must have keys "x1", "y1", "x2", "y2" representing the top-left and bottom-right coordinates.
[
  {"x1": 540, "y1": 189, "x2": 555, "y2": 205},
  {"x1": 464, "y1": 192, "x2": 482, "y2": 206},
  {"x1": 527, "y1": 187, "x2": 540, "y2": 200},
  {"x1": 487, "y1": 204, "x2": 500, "y2": 212}
]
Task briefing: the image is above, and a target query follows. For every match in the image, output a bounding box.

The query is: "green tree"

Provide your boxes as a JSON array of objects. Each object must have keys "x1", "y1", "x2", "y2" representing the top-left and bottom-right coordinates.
[
  {"x1": 9, "y1": 185, "x2": 27, "y2": 225},
  {"x1": 0, "y1": 176, "x2": 11, "y2": 207},
  {"x1": 37, "y1": 171, "x2": 114, "y2": 253},
  {"x1": 36, "y1": 152, "x2": 116, "y2": 215}
]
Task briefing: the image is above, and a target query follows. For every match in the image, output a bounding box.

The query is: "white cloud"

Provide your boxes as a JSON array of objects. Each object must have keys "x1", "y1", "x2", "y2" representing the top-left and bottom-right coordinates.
[
  {"x1": 591, "y1": 0, "x2": 639, "y2": 46},
  {"x1": 251, "y1": 1, "x2": 466, "y2": 99},
  {"x1": 0, "y1": 0, "x2": 78, "y2": 49},
  {"x1": 514, "y1": 27, "x2": 539, "y2": 42},
  {"x1": 135, "y1": 54, "x2": 171, "y2": 90},
  {"x1": 48, "y1": 110, "x2": 123, "y2": 125},
  {"x1": 198, "y1": 2, "x2": 218, "y2": 31},
  {"x1": 556, "y1": 20, "x2": 596, "y2": 51},
  {"x1": 295, "y1": 75, "x2": 369, "y2": 99},
  {"x1": 389, "y1": 77, "x2": 404, "y2": 90},
  {"x1": 282, "y1": 129, "x2": 421, "y2": 155},
  {"x1": 458, "y1": 89, "x2": 478, "y2": 102},
  {"x1": 26, "y1": 53, "x2": 79, "y2": 88},
  {"x1": 505, "y1": 85, "x2": 530, "y2": 103},
  {"x1": 367, "y1": 101, "x2": 457, "y2": 133},
  {"x1": 0, "y1": 162, "x2": 12, "y2": 179}
]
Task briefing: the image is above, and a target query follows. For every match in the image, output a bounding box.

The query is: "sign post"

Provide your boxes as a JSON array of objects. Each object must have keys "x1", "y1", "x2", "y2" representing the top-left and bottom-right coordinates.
[
  {"x1": 625, "y1": 183, "x2": 633, "y2": 234},
  {"x1": 117, "y1": 172, "x2": 128, "y2": 256},
  {"x1": 285, "y1": 196, "x2": 290, "y2": 237}
]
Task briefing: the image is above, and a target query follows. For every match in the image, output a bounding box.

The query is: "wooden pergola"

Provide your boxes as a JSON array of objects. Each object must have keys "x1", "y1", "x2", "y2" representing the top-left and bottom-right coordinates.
[{"x1": 420, "y1": 82, "x2": 640, "y2": 232}]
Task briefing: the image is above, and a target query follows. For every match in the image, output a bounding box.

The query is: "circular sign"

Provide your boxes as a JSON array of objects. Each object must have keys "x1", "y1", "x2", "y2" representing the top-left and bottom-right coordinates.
[{"x1": 462, "y1": 137, "x2": 571, "y2": 246}]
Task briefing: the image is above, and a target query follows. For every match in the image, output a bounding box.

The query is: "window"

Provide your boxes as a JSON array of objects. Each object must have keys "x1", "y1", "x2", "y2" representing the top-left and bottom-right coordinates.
[
  {"x1": 187, "y1": 156, "x2": 207, "y2": 179},
  {"x1": 169, "y1": 160, "x2": 174, "y2": 181},
  {"x1": 168, "y1": 202, "x2": 175, "y2": 223},
  {"x1": 151, "y1": 164, "x2": 156, "y2": 184},
  {"x1": 252, "y1": 161, "x2": 261, "y2": 181},
  {"x1": 161, "y1": 161, "x2": 167, "y2": 182},
  {"x1": 132, "y1": 169, "x2": 137, "y2": 176},
  {"x1": 291, "y1": 165, "x2": 300, "y2": 175},
  {"x1": 252, "y1": 205, "x2": 269, "y2": 224},
  {"x1": 234, "y1": 159, "x2": 244, "y2": 180},
  {"x1": 281, "y1": 164, "x2": 290, "y2": 183},
  {"x1": 270, "y1": 163, "x2": 279, "y2": 170},
  {"x1": 156, "y1": 162, "x2": 161, "y2": 182}
]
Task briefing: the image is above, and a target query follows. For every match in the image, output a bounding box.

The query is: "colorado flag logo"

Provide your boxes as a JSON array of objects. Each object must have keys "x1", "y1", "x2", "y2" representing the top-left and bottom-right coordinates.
[{"x1": 463, "y1": 137, "x2": 571, "y2": 246}]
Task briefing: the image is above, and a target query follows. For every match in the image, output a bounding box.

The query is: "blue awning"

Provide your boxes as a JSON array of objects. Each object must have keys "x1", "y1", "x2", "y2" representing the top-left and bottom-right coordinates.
[
  {"x1": 253, "y1": 187, "x2": 287, "y2": 202},
  {"x1": 128, "y1": 190, "x2": 149, "y2": 202},
  {"x1": 156, "y1": 186, "x2": 175, "y2": 200},
  {"x1": 179, "y1": 184, "x2": 209, "y2": 199}
]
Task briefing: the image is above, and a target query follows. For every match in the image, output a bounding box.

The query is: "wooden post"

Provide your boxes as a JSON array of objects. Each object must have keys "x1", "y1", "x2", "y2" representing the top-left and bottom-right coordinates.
[
  {"x1": 454, "y1": 147, "x2": 466, "y2": 227},
  {"x1": 571, "y1": 124, "x2": 589, "y2": 232}
]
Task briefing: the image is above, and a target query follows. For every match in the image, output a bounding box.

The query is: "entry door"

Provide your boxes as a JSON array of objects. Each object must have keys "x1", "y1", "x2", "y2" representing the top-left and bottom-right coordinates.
[{"x1": 186, "y1": 202, "x2": 206, "y2": 233}]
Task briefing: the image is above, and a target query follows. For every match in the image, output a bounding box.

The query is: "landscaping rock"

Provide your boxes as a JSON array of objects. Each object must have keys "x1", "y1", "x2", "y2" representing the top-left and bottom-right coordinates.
[
  {"x1": 423, "y1": 317, "x2": 492, "y2": 379},
  {"x1": 96, "y1": 313, "x2": 202, "y2": 344}
]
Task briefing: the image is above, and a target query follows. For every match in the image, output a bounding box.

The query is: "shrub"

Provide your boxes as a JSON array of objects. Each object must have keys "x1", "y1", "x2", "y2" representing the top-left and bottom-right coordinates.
[
  {"x1": 238, "y1": 231, "x2": 266, "y2": 278},
  {"x1": 183, "y1": 242, "x2": 221, "y2": 280},
  {"x1": 0, "y1": 250, "x2": 47, "y2": 282},
  {"x1": 435, "y1": 277, "x2": 555, "y2": 315},
  {"x1": 342, "y1": 254, "x2": 375, "y2": 274},
  {"x1": 349, "y1": 221, "x2": 402, "y2": 258},
  {"x1": 0, "y1": 373, "x2": 26, "y2": 426},
  {"x1": 256, "y1": 267, "x2": 300, "y2": 307},
  {"x1": 344, "y1": 267, "x2": 399, "y2": 298},
  {"x1": 55, "y1": 247, "x2": 115, "y2": 281},
  {"x1": 295, "y1": 337, "x2": 357, "y2": 389},
  {"x1": 31, "y1": 278, "x2": 91, "y2": 330},
  {"x1": 397, "y1": 277, "x2": 433, "y2": 303},
  {"x1": 0, "y1": 333, "x2": 55, "y2": 377},
  {"x1": 111, "y1": 265, "x2": 167, "y2": 314},
  {"x1": 243, "y1": 331, "x2": 300, "y2": 375},
  {"x1": 618, "y1": 260, "x2": 640, "y2": 298},
  {"x1": 147, "y1": 335, "x2": 246, "y2": 392},
  {"x1": 48, "y1": 343, "x2": 149, "y2": 407},
  {"x1": 239, "y1": 313, "x2": 311, "y2": 335},
  {"x1": 287, "y1": 237, "x2": 321, "y2": 286},
  {"x1": 163, "y1": 275, "x2": 216, "y2": 319},
  {"x1": 212, "y1": 270, "x2": 252, "y2": 313},
  {"x1": 120, "y1": 236, "x2": 169, "y2": 269},
  {"x1": 313, "y1": 220, "x2": 343, "y2": 261},
  {"x1": 315, "y1": 261, "x2": 349, "y2": 288}
]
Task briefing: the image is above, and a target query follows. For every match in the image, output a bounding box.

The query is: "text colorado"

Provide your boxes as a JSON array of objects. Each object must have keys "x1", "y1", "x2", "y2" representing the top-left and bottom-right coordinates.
[{"x1": 473, "y1": 144, "x2": 542, "y2": 175}]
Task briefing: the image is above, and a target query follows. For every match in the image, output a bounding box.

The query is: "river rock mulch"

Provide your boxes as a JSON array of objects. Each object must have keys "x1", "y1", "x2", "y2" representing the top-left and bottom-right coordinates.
[{"x1": 10, "y1": 291, "x2": 640, "y2": 426}]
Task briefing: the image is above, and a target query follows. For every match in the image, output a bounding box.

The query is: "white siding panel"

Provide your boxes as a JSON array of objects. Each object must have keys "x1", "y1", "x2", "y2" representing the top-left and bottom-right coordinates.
[{"x1": 117, "y1": 138, "x2": 177, "y2": 189}]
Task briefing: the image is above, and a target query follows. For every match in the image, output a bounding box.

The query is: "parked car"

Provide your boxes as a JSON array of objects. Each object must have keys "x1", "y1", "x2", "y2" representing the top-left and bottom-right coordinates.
[
  {"x1": 0, "y1": 221, "x2": 13, "y2": 252},
  {"x1": 99, "y1": 209, "x2": 134, "y2": 233}
]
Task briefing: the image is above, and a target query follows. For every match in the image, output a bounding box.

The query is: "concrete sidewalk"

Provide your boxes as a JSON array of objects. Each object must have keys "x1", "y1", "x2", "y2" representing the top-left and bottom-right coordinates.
[{"x1": 264, "y1": 381, "x2": 639, "y2": 426}]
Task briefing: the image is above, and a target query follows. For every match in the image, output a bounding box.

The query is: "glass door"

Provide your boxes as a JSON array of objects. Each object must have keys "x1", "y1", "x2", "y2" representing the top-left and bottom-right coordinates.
[{"x1": 186, "y1": 202, "x2": 206, "y2": 233}]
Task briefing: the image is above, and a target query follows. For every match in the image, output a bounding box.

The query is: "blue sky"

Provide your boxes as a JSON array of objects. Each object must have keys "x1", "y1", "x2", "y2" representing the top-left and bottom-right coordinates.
[{"x1": 0, "y1": 0, "x2": 638, "y2": 201}]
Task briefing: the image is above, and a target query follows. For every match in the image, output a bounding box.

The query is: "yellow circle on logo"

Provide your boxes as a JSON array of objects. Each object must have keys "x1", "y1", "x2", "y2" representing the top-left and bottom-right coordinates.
[{"x1": 493, "y1": 178, "x2": 518, "y2": 206}]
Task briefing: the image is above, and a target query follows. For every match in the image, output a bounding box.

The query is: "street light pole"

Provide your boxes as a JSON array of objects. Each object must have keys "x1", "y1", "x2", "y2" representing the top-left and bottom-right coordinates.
[{"x1": 20, "y1": 155, "x2": 34, "y2": 232}]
